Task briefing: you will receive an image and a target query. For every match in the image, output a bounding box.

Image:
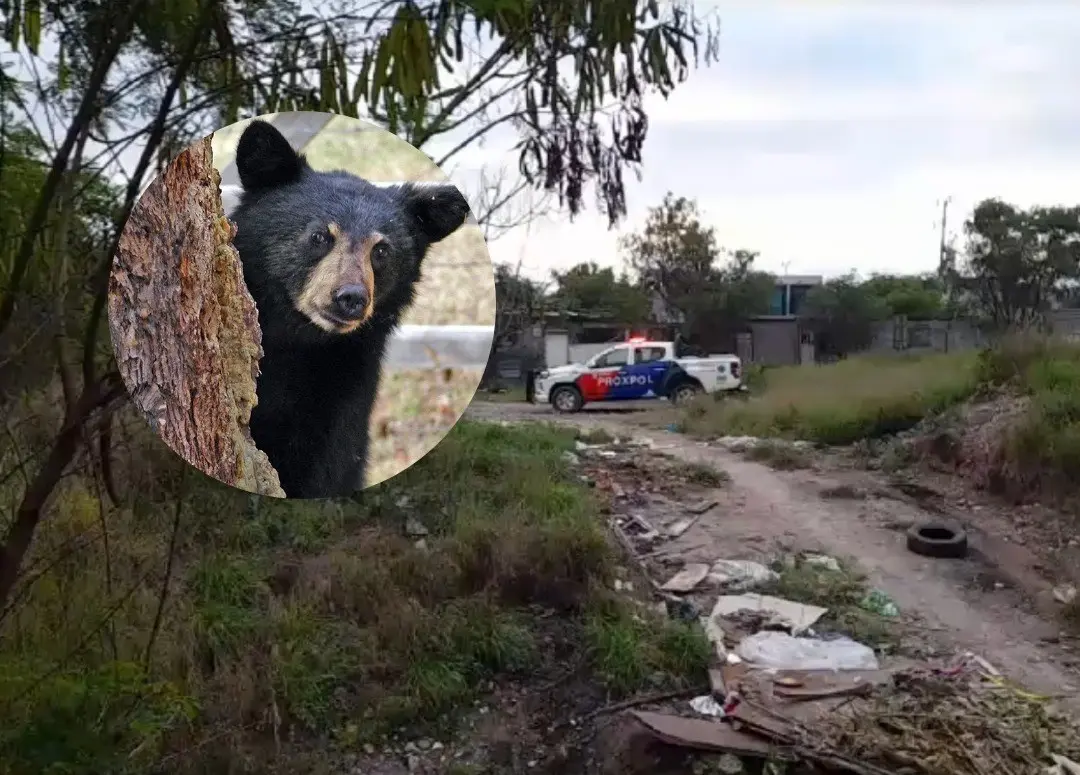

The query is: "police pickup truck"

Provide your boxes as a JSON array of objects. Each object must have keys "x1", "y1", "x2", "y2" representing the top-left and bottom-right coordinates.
[{"x1": 531, "y1": 339, "x2": 744, "y2": 413}]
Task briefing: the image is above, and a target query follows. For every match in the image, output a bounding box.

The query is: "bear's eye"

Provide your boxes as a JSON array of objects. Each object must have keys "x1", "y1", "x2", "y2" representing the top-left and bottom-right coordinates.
[
  {"x1": 309, "y1": 229, "x2": 331, "y2": 248},
  {"x1": 370, "y1": 242, "x2": 390, "y2": 265}
]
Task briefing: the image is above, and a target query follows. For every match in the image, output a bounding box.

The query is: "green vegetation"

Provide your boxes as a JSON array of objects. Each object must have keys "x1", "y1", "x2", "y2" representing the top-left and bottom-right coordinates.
[
  {"x1": 678, "y1": 351, "x2": 981, "y2": 445},
  {"x1": 682, "y1": 461, "x2": 731, "y2": 487},
  {"x1": 974, "y1": 336, "x2": 1080, "y2": 496},
  {"x1": 764, "y1": 557, "x2": 898, "y2": 649},
  {"x1": 0, "y1": 420, "x2": 707, "y2": 774},
  {"x1": 744, "y1": 440, "x2": 814, "y2": 470}
]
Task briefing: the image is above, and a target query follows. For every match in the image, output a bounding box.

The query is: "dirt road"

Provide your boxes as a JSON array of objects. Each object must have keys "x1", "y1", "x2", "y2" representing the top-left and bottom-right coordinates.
[{"x1": 466, "y1": 401, "x2": 1080, "y2": 711}]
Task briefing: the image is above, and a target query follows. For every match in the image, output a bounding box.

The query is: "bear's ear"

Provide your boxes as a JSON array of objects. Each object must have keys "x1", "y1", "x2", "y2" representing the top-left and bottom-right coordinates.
[
  {"x1": 235, "y1": 120, "x2": 307, "y2": 191},
  {"x1": 393, "y1": 183, "x2": 472, "y2": 244}
]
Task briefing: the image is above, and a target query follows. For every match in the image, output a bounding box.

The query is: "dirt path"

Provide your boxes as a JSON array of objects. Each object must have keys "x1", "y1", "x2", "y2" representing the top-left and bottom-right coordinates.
[{"x1": 467, "y1": 401, "x2": 1080, "y2": 712}]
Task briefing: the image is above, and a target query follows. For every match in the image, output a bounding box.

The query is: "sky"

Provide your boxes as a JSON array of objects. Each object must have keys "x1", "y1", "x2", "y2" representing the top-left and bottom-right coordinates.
[{"x1": 430, "y1": 2, "x2": 1080, "y2": 283}]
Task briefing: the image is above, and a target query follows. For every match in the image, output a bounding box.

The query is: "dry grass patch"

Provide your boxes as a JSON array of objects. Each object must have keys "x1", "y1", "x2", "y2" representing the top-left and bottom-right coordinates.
[{"x1": 679, "y1": 352, "x2": 980, "y2": 445}]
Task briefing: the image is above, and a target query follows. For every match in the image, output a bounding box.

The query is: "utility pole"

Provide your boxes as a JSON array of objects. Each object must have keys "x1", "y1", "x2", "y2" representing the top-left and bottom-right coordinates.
[{"x1": 938, "y1": 196, "x2": 951, "y2": 266}]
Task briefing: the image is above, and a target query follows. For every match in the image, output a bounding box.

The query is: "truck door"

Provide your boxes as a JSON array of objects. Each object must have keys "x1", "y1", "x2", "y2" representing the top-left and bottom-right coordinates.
[
  {"x1": 576, "y1": 346, "x2": 631, "y2": 401},
  {"x1": 630, "y1": 346, "x2": 671, "y2": 396}
]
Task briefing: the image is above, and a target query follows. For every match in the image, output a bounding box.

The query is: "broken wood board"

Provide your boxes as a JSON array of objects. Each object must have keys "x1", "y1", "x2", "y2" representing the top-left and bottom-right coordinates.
[
  {"x1": 629, "y1": 711, "x2": 792, "y2": 759},
  {"x1": 771, "y1": 669, "x2": 893, "y2": 700},
  {"x1": 661, "y1": 563, "x2": 711, "y2": 593}
]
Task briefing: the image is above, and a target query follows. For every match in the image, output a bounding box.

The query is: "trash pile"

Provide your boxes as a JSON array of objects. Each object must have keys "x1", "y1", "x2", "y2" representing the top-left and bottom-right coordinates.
[
  {"x1": 576, "y1": 428, "x2": 1080, "y2": 774},
  {"x1": 623, "y1": 556, "x2": 1080, "y2": 775}
]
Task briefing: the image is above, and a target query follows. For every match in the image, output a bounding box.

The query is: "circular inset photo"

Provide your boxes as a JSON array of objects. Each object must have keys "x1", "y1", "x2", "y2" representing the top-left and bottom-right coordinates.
[{"x1": 108, "y1": 112, "x2": 496, "y2": 498}]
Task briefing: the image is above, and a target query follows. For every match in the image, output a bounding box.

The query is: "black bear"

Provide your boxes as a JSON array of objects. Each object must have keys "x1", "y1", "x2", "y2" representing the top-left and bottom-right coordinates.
[{"x1": 228, "y1": 119, "x2": 472, "y2": 497}]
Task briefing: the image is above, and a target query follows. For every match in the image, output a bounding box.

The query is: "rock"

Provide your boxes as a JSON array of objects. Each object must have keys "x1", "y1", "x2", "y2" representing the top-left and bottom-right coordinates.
[
  {"x1": 405, "y1": 518, "x2": 429, "y2": 537},
  {"x1": 1054, "y1": 584, "x2": 1078, "y2": 605}
]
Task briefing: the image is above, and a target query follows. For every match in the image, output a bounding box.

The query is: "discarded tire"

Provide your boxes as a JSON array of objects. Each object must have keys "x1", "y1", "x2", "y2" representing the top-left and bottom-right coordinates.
[{"x1": 906, "y1": 521, "x2": 968, "y2": 559}]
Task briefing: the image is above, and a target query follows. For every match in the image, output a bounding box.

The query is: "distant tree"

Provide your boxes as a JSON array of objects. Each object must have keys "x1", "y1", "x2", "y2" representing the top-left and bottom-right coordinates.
[
  {"x1": 493, "y1": 263, "x2": 548, "y2": 348},
  {"x1": 940, "y1": 199, "x2": 1080, "y2": 330},
  {"x1": 802, "y1": 275, "x2": 890, "y2": 358},
  {"x1": 861, "y1": 273, "x2": 947, "y2": 320},
  {"x1": 550, "y1": 262, "x2": 651, "y2": 323},
  {"x1": 621, "y1": 193, "x2": 772, "y2": 349}
]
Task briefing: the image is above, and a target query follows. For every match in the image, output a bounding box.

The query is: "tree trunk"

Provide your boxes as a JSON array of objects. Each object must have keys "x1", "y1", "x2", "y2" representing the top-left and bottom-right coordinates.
[{"x1": 108, "y1": 135, "x2": 285, "y2": 497}]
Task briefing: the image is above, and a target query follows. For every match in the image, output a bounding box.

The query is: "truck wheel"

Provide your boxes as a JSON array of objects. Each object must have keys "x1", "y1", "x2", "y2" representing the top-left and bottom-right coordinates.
[
  {"x1": 551, "y1": 385, "x2": 584, "y2": 414},
  {"x1": 672, "y1": 383, "x2": 702, "y2": 405}
]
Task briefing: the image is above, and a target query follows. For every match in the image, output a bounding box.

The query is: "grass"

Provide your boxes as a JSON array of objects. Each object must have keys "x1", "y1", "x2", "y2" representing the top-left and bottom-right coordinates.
[
  {"x1": 677, "y1": 351, "x2": 981, "y2": 446},
  {"x1": 973, "y1": 335, "x2": 1080, "y2": 499},
  {"x1": 0, "y1": 418, "x2": 708, "y2": 775},
  {"x1": 763, "y1": 556, "x2": 899, "y2": 649},
  {"x1": 744, "y1": 440, "x2": 814, "y2": 470},
  {"x1": 474, "y1": 386, "x2": 527, "y2": 403},
  {"x1": 682, "y1": 461, "x2": 731, "y2": 487}
]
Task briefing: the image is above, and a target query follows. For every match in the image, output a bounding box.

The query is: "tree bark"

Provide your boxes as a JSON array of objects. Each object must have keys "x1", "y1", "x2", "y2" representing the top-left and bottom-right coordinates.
[{"x1": 108, "y1": 135, "x2": 285, "y2": 497}]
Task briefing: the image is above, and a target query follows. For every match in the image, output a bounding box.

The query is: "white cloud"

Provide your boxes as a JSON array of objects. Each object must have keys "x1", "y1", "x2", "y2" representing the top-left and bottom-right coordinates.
[{"x1": 477, "y1": 3, "x2": 1080, "y2": 283}]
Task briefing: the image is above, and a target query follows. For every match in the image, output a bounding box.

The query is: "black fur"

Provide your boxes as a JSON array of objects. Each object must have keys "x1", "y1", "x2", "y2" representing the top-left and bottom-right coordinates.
[{"x1": 230, "y1": 119, "x2": 471, "y2": 497}]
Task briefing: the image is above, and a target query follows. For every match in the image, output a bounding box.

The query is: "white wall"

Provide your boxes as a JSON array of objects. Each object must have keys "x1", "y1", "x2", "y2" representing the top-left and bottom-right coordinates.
[{"x1": 568, "y1": 343, "x2": 610, "y2": 365}]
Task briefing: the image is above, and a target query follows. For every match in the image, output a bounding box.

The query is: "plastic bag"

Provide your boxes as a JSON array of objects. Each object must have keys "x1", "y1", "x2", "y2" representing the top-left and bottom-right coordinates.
[{"x1": 735, "y1": 630, "x2": 880, "y2": 671}]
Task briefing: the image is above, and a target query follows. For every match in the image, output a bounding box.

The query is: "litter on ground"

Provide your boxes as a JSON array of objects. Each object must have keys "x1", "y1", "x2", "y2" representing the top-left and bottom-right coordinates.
[
  {"x1": 735, "y1": 630, "x2": 881, "y2": 671},
  {"x1": 709, "y1": 593, "x2": 827, "y2": 636},
  {"x1": 804, "y1": 553, "x2": 841, "y2": 572},
  {"x1": 661, "y1": 563, "x2": 712, "y2": 592},
  {"x1": 708, "y1": 559, "x2": 778, "y2": 591}
]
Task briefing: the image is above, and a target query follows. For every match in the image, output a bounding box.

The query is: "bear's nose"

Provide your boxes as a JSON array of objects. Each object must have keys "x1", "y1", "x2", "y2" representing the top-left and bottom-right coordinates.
[{"x1": 331, "y1": 284, "x2": 370, "y2": 321}]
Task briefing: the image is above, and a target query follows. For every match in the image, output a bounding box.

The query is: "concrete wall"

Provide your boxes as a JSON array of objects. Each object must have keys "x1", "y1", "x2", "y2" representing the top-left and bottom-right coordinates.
[
  {"x1": 748, "y1": 319, "x2": 802, "y2": 366},
  {"x1": 867, "y1": 318, "x2": 987, "y2": 355}
]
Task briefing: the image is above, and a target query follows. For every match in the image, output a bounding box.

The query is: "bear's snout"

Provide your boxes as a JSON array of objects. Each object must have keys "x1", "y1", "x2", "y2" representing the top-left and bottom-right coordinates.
[{"x1": 332, "y1": 284, "x2": 370, "y2": 321}]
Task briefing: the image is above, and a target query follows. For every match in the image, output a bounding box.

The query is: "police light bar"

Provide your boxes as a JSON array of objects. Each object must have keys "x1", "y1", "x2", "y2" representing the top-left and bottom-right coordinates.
[{"x1": 627, "y1": 336, "x2": 646, "y2": 343}]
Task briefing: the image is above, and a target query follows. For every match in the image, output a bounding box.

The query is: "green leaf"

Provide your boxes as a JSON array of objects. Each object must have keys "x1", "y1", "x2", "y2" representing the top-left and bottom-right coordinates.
[
  {"x1": 23, "y1": 0, "x2": 40, "y2": 55},
  {"x1": 6, "y1": 0, "x2": 21, "y2": 49},
  {"x1": 57, "y1": 46, "x2": 70, "y2": 92}
]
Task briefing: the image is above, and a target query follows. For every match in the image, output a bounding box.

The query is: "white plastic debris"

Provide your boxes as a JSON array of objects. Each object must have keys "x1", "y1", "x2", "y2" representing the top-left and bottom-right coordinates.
[
  {"x1": 736, "y1": 631, "x2": 880, "y2": 671},
  {"x1": 1047, "y1": 754, "x2": 1080, "y2": 775},
  {"x1": 714, "y1": 436, "x2": 762, "y2": 452},
  {"x1": 1054, "y1": 584, "x2": 1077, "y2": 606},
  {"x1": 708, "y1": 560, "x2": 778, "y2": 591},
  {"x1": 689, "y1": 695, "x2": 725, "y2": 717},
  {"x1": 710, "y1": 593, "x2": 827, "y2": 635}
]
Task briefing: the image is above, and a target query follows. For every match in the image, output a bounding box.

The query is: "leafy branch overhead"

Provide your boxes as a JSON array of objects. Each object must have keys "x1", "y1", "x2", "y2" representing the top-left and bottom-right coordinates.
[{"x1": 4, "y1": 0, "x2": 717, "y2": 228}]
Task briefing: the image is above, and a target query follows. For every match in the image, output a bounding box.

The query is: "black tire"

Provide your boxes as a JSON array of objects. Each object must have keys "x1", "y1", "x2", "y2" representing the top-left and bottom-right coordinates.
[
  {"x1": 671, "y1": 381, "x2": 703, "y2": 405},
  {"x1": 906, "y1": 522, "x2": 968, "y2": 559},
  {"x1": 550, "y1": 385, "x2": 584, "y2": 414}
]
